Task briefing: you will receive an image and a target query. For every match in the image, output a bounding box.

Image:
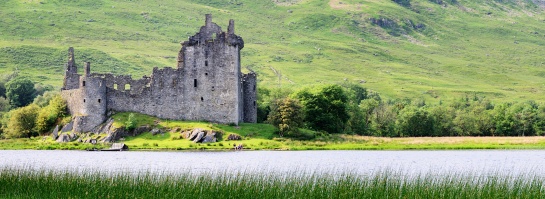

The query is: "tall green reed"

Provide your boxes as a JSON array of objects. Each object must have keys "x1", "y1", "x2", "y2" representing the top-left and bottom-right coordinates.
[{"x1": 0, "y1": 167, "x2": 543, "y2": 199}]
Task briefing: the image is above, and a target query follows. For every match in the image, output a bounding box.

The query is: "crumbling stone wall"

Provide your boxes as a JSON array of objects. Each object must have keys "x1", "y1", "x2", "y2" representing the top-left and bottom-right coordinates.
[
  {"x1": 242, "y1": 73, "x2": 257, "y2": 123},
  {"x1": 60, "y1": 14, "x2": 256, "y2": 132}
]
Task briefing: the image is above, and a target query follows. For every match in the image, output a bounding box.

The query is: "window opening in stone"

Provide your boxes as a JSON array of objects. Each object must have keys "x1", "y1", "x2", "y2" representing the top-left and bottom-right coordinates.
[
  {"x1": 194, "y1": 79, "x2": 197, "y2": 87},
  {"x1": 113, "y1": 84, "x2": 118, "y2": 90},
  {"x1": 82, "y1": 81, "x2": 86, "y2": 87},
  {"x1": 125, "y1": 84, "x2": 130, "y2": 90},
  {"x1": 205, "y1": 61, "x2": 208, "y2": 66},
  {"x1": 83, "y1": 99, "x2": 86, "y2": 103},
  {"x1": 253, "y1": 85, "x2": 256, "y2": 91},
  {"x1": 98, "y1": 99, "x2": 101, "y2": 103},
  {"x1": 212, "y1": 33, "x2": 217, "y2": 40},
  {"x1": 253, "y1": 101, "x2": 256, "y2": 106},
  {"x1": 205, "y1": 73, "x2": 208, "y2": 76},
  {"x1": 201, "y1": 97, "x2": 204, "y2": 102}
]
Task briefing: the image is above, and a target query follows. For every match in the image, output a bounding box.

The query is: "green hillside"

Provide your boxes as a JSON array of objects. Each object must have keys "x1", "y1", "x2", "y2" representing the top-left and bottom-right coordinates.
[{"x1": 2, "y1": 0, "x2": 545, "y2": 102}]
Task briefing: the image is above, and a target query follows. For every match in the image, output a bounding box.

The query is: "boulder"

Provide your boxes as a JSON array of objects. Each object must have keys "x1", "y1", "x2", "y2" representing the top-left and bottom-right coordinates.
[
  {"x1": 133, "y1": 125, "x2": 151, "y2": 136},
  {"x1": 181, "y1": 131, "x2": 191, "y2": 139},
  {"x1": 51, "y1": 125, "x2": 59, "y2": 140},
  {"x1": 60, "y1": 121, "x2": 73, "y2": 133},
  {"x1": 227, "y1": 134, "x2": 242, "y2": 140},
  {"x1": 56, "y1": 134, "x2": 70, "y2": 143},
  {"x1": 188, "y1": 128, "x2": 202, "y2": 141},
  {"x1": 102, "y1": 127, "x2": 125, "y2": 143},
  {"x1": 192, "y1": 131, "x2": 206, "y2": 143},
  {"x1": 150, "y1": 128, "x2": 161, "y2": 136},
  {"x1": 201, "y1": 134, "x2": 217, "y2": 143}
]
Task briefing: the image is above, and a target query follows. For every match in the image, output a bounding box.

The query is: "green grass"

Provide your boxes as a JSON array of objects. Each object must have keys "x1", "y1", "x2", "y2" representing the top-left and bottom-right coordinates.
[
  {"x1": 0, "y1": 167, "x2": 543, "y2": 198},
  {"x1": 4, "y1": 112, "x2": 545, "y2": 151},
  {"x1": 3, "y1": 0, "x2": 545, "y2": 103}
]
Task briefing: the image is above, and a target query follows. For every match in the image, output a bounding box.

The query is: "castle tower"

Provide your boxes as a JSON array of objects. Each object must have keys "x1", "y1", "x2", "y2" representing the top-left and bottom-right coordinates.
[
  {"x1": 178, "y1": 14, "x2": 246, "y2": 124},
  {"x1": 62, "y1": 47, "x2": 80, "y2": 90},
  {"x1": 72, "y1": 62, "x2": 107, "y2": 133}
]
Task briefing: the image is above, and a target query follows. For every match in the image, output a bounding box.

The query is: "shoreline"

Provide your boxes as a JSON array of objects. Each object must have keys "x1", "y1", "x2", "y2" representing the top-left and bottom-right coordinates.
[{"x1": 2, "y1": 136, "x2": 545, "y2": 151}]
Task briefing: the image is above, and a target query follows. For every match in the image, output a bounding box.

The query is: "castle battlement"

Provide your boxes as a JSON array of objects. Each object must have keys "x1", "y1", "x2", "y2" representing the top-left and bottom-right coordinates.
[{"x1": 61, "y1": 14, "x2": 257, "y2": 133}]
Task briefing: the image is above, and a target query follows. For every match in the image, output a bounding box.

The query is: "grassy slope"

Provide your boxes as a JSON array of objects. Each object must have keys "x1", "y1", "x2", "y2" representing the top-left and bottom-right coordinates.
[{"x1": 2, "y1": 0, "x2": 545, "y2": 102}]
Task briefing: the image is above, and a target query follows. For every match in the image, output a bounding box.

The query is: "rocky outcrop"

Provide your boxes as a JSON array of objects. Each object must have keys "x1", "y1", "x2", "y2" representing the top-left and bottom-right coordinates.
[
  {"x1": 226, "y1": 134, "x2": 242, "y2": 140},
  {"x1": 51, "y1": 125, "x2": 59, "y2": 140},
  {"x1": 150, "y1": 128, "x2": 162, "y2": 136},
  {"x1": 182, "y1": 128, "x2": 221, "y2": 143},
  {"x1": 56, "y1": 134, "x2": 70, "y2": 143}
]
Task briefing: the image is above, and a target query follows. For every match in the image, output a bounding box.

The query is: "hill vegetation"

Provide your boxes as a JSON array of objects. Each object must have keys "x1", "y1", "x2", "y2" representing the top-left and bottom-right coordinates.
[{"x1": 2, "y1": 0, "x2": 545, "y2": 102}]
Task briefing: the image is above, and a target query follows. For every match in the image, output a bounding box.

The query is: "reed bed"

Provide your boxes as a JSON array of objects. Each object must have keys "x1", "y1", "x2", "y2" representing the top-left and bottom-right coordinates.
[{"x1": 0, "y1": 167, "x2": 543, "y2": 199}]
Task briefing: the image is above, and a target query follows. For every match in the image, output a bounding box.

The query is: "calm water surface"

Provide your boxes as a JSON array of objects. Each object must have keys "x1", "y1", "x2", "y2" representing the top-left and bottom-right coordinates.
[{"x1": 1, "y1": 150, "x2": 544, "y2": 176}]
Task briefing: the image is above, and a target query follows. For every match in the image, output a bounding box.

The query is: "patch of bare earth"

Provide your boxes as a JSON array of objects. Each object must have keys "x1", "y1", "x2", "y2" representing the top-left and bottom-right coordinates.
[
  {"x1": 329, "y1": 0, "x2": 363, "y2": 11},
  {"x1": 273, "y1": 0, "x2": 302, "y2": 6}
]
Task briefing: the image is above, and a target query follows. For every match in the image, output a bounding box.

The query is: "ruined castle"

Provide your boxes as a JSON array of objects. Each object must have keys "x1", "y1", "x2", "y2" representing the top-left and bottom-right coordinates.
[{"x1": 61, "y1": 14, "x2": 257, "y2": 133}]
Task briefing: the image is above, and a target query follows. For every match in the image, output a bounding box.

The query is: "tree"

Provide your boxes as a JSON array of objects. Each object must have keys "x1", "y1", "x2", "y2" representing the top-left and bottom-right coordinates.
[
  {"x1": 429, "y1": 105, "x2": 456, "y2": 136},
  {"x1": 396, "y1": 106, "x2": 434, "y2": 137},
  {"x1": 4, "y1": 104, "x2": 40, "y2": 138},
  {"x1": 125, "y1": 113, "x2": 136, "y2": 132},
  {"x1": 267, "y1": 97, "x2": 304, "y2": 137},
  {"x1": 296, "y1": 85, "x2": 349, "y2": 134},
  {"x1": 35, "y1": 95, "x2": 67, "y2": 134},
  {"x1": 6, "y1": 78, "x2": 37, "y2": 108}
]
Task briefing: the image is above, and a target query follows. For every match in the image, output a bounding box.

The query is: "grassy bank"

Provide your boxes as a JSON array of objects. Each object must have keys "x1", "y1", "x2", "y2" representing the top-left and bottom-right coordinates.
[
  {"x1": 2, "y1": 134, "x2": 545, "y2": 151},
  {"x1": 2, "y1": 112, "x2": 545, "y2": 151},
  {"x1": 0, "y1": 167, "x2": 543, "y2": 199}
]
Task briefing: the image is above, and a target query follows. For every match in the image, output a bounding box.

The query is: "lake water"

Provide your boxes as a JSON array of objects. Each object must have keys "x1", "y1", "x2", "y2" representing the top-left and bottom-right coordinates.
[{"x1": 1, "y1": 150, "x2": 544, "y2": 176}]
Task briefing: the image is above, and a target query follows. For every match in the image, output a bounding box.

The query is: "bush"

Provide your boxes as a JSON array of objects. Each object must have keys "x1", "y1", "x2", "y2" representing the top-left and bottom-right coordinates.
[
  {"x1": 4, "y1": 104, "x2": 40, "y2": 138},
  {"x1": 267, "y1": 97, "x2": 303, "y2": 137},
  {"x1": 35, "y1": 95, "x2": 67, "y2": 135},
  {"x1": 125, "y1": 113, "x2": 136, "y2": 131}
]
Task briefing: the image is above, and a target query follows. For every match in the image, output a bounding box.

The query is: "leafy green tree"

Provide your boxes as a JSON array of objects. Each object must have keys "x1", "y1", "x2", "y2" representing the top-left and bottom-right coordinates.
[
  {"x1": 33, "y1": 91, "x2": 58, "y2": 107},
  {"x1": 370, "y1": 102, "x2": 397, "y2": 137},
  {"x1": 493, "y1": 103, "x2": 515, "y2": 136},
  {"x1": 342, "y1": 83, "x2": 368, "y2": 135},
  {"x1": 510, "y1": 101, "x2": 537, "y2": 136},
  {"x1": 267, "y1": 97, "x2": 304, "y2": 137},
  {"x1": 0, "y1": 97, "x2": 10, "y2": 113},
  {"x1": 125, "y1": 113, "x2": 137, "y2": 131},
  {"x1": 359, "y1": 98, "x2": 381, "y2": 136},
  {"x1": 35, "y1": 95, "x2": 67, "y2": 134},
  {"x1": 4, "y1": 104, "x2": 40, "y2": 138},
  {"x1": 396, "y1": 106, "x2": 434, "y2": 137},
  {"x1": 533, "y1": 105, "x2": 545, "y2": 136},
  {"x1": 296, "y1": 85, "x2": 349, "y2": 134},
  {"x1": 453, "y1": 109, "x2": 479, "y2": 136},
  {"x1": 6, "y1": 78, "x2": 37, "y2": 108},
  {"x1": 429, "y1": 105, "x2": 456, "y2": 136}
]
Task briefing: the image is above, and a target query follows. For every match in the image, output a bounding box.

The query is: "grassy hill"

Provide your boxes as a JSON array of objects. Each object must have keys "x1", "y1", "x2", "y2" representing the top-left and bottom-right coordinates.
[{"x1": 2, "y1": 0, "x2": 545, "y2": 102}]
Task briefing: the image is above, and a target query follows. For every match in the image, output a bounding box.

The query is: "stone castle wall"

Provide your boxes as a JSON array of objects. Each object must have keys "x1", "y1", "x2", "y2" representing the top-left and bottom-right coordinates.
[{"x1": 61, "y1": 14, "x2": 256, "y2": 132}]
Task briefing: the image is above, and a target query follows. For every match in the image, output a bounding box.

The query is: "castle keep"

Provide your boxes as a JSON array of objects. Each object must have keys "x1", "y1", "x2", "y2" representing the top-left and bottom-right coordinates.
[{"x1": 61, "y1": 14, "x2": 257, "y2": 133}]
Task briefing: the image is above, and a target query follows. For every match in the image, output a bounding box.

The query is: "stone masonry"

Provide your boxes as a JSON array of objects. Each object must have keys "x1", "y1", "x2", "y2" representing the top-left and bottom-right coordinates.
[{"x1": 61, "y1": 14, "x2": 257, "y2": 133}]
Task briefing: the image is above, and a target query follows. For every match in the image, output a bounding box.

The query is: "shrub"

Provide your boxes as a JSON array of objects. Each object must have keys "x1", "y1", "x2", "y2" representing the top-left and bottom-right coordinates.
[
  {"x1": 125, "y1": 113, "x2": 136, "y2": 131},
  {"x1": 4, "y1": 104, "x2": 40, "y2": 138}
]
